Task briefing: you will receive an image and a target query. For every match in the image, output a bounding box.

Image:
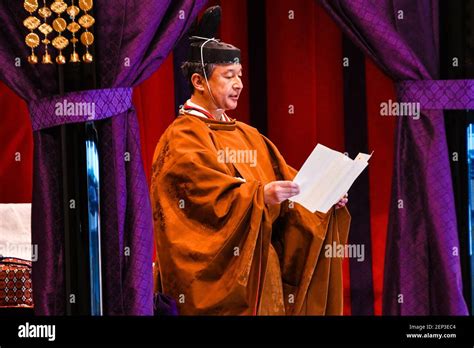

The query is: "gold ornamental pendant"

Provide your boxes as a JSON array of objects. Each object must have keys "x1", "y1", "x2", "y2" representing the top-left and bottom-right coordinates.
[
  {"x1": 24, "y1": 0, "x2": 39, "y2": 13},
  {"x1": 24, "y1": 0, "x2": 40, "y2": 64},
  {"x1": 78, "y1": 0, "x2": 94, "y2": 63},
  {"x1": 24, "y1": 0, "x2": 95, "y2": 65}
]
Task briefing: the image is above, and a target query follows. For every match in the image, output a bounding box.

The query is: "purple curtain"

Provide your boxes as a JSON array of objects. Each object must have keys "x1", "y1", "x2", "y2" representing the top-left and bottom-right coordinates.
[
  {"x1": 318, "y1": 0, "x2": 468, "y2": 315},
  {"x1": 0, "y1": 0, "x2": 207, "y2": 315}
]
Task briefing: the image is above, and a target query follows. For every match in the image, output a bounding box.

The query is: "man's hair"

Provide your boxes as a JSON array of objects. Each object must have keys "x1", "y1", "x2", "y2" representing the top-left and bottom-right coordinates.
[{"x1": 181, "y1": 61, "x2": 216, "y2": 93}]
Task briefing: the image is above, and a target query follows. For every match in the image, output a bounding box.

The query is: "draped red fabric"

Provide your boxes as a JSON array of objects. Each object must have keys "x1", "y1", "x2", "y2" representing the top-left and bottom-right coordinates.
[
  {"x1": 0, "y1": 83, "x2": 33, "y2": 203},
  {"x1": 265, "y1": 0, "x2": 350, "y2": 314},
  {"x1": 134, "y1": 54, "x2": 176, "y2": 185},
  {"x1": 365, "y1": 59, "x2": 396, "y2": 315},
  {"x1": 0, "y1": 0, "x2": 395, "y2": 316}
]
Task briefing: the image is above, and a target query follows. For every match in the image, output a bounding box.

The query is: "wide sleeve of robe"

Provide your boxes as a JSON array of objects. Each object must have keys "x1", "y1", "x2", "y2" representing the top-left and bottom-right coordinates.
[{"x1": 150, "y1": 115, "x2": 351, "y2": 315}]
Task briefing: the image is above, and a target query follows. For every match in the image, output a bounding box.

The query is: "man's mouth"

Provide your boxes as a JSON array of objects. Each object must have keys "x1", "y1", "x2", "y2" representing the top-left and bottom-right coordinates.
[{"x1": 229, "y1": 94, "x2": 239, "y2": 101}]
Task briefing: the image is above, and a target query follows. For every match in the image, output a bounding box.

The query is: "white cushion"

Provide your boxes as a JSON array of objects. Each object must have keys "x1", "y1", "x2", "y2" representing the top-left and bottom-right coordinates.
[{"x1": 0, "y1": 204, "x2": 33, "y2": 260}]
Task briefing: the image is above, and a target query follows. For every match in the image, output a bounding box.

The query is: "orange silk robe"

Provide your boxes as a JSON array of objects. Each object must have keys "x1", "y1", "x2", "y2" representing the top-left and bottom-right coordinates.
[{"x1": 151, "y1": 114, "x2": 351, "y2": 315}]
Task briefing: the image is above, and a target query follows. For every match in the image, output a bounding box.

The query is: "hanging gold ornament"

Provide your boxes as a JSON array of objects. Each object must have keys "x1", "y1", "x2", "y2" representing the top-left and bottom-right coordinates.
[
  {"x1": 83, "y1": 52, "x2": 93, "y2": 63},
  {"x1": 53, "y1": 18, "x2": 67, "y2": 32},
  {"x1": 28, "y1": 54, "x2": 39, "y2": 64},
  {"x1": 50, "y1": 0, "x2": 67, "y2": 14},
  {"x1": 42, "y1": 52, "x2": 53, "y2": 64},
  {"x1": 67, "y1": 0, "x2": 81, "y2": 63},
  {"x1": 52, "y1": 36, "x2": 69, "y2": 49},
  {"x1": 67, "y1": 4, "x2": 80, "y2": 17},
  {"x1": 70, "y1": 51, "x2": 81, "y2": 63},
  {"x1": 78, "y1": 0, "x2": 94, "y2": 63},
  {"x1": 54, "y1": 39, "x2": 67, "y2": 63},
  {"x1": 24, "y1": 0, "x2": 38, "y2": 13},
  {"x1": 78, "y1": 14, "x2": 94, "y2": 28},
  {"x1": 78, "y1": 0, "x2": 93, "y2": 11},
  {"x1": 37, "y1": 0, "x2": 52, "y2": 64},
  {"x1": 80, "y1": 31, "x2": 94, "y2": 46},
  {"x1": 38, "y1": 6, "x2": 52, "y2": 18},
  {"x1": 67, "y1": 22, "x2": 80, "y2": 33},
  {"x1": 51, "y1": 1, "x2": 69, "y2": 65},
  {"x1": 38, "y1": 23, "x2": 53, "y2": 36},
  {"x1": 24, "y1": 0, "x2": 96, "y2": 65},
  {"x1": 23, "y1": 16, "x2": 41, "y2": 31},
  {"x1": 25, "y1": 32, "x2": 40, "y2": 47},
  {"x1": 23, "y1": 0, "x2": 40, "y2": 64},
  {"x1": 56, "y1": 54, "x2": 67, "y2": 64},
  {"x1": 25, "y1": 32, "x2": 40, "y2": 64}
]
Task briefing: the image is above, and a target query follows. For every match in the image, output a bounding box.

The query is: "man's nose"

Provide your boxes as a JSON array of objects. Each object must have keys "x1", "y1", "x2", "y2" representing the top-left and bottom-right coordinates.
[{"x1": 234, "y1": 77, "x2": 243, "y2": 90}]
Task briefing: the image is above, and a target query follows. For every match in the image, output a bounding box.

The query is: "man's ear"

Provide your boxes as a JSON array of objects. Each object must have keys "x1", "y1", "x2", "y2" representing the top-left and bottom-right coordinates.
[{"x1": 191, "y1": 73, "x2": 205, "y2": 93}]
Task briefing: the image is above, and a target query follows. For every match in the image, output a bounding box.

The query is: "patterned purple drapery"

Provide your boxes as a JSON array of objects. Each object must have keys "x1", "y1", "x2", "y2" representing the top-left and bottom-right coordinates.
[
  {"x1": 28, "y1": 88, "x2": 133, "y2": 130},
  {"x1": 397, "y1": 79, "x2": 474, "y2": 110},
  {"x1": 319, "y1": 0, "x2": 469, "y2": 315},
  {"x1": 0, "y1": 0, "x2": 207, "y2": 315}
]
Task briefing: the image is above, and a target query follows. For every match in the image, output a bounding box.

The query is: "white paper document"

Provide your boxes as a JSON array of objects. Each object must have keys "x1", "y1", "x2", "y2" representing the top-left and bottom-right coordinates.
[{"x1": 291, "y1": 144, "x2": 372, "y2": 214}]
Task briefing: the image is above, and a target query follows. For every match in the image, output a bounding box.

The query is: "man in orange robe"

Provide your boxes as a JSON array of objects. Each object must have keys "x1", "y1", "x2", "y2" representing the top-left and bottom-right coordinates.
[{"x1": 151, "y1": 7, "x2": 350, "y2": 315}]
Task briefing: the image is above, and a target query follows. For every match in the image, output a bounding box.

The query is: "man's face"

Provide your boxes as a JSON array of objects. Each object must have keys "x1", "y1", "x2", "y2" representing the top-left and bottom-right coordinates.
[{"x1": 206, "y1": 63, "x2": 243, "y2": 111}]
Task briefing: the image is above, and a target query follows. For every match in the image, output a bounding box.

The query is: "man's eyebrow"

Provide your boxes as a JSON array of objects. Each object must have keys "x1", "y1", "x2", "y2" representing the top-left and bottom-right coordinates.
[{"x1": 223, "y1": 68, "x2": 243, "y2": 74}]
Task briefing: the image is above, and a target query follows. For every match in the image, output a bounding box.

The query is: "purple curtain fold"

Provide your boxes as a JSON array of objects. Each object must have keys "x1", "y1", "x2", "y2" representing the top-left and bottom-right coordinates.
[
  {"x1": 318, "y1": 0, "x2": 468, "y2": 315},
  {"x1": 0, "y1": 0, "x2": 207, "y2": 315}
]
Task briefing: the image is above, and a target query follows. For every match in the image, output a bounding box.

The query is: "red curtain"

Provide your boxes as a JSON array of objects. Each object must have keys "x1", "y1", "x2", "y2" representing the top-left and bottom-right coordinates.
[
  {"x1": 0, "y1": 0, "x2": 396, "y2": 315},
  {"x1": 265, "y1": 0, "x2": 350, "y2": 312},
  {"x1": 365, "y1": 59, "x2": 396, "y2": 315},
  {"x1": 0, "y1": 83, "x2": 32, "y2": 203},
  {"x1": 134, "y1": 54, "x2": 177, "y2": 184}
]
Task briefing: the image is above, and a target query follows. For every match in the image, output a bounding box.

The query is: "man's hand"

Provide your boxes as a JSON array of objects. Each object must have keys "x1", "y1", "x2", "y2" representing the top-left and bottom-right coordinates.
[
  {"x1": 264, "y1": 181, "x2": 300, "y2": 205},
  {"x1": 335, "y1": 193, "x2": 349, "y2": 209}
]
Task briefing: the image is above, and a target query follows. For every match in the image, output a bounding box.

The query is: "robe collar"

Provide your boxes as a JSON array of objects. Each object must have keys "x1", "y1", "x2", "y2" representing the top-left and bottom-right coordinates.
[{"x1": 180, "y1": 99, "x2": 232, "y2": 122}]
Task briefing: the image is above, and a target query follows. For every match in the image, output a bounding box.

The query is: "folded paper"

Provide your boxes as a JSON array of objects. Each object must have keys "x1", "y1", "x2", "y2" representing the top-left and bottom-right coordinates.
[{"x1": 291, "y1": 144, "x2": 372, "y2": 213}]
